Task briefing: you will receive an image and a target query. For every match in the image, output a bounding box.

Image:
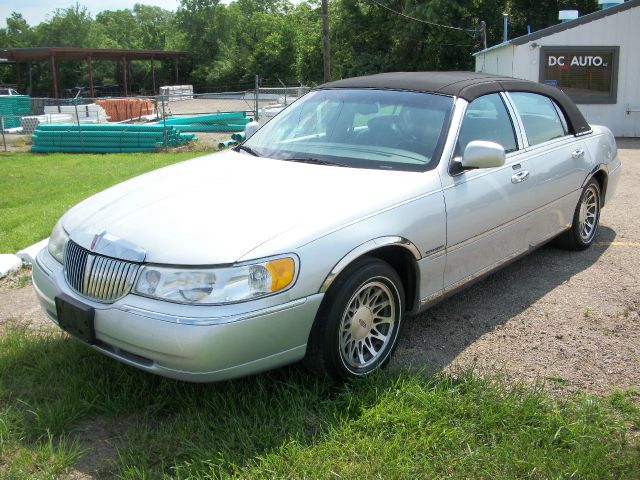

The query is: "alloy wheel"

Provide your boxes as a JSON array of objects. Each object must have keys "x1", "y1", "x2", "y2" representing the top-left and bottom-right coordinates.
[
  {"x1": 338, "y1": 279, "x2": 396, "y2": 370},
  {"x1": 578, "y1": 185, "x2": 599, "y2": 242}
]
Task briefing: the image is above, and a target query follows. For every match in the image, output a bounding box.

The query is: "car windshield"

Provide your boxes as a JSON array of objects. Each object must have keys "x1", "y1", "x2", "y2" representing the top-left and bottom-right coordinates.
[{"x1": 243, "y1": 88, "x2": 453, "y2": 171}]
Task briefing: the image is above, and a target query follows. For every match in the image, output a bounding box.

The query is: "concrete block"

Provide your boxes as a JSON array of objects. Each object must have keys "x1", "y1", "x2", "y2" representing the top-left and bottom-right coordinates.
[
  {"x1": 16, "y1": 238, "x2": 49, "y2": 265},
  {"x1": 0, "y1": 254, "x2": 23, "y2": 278}
]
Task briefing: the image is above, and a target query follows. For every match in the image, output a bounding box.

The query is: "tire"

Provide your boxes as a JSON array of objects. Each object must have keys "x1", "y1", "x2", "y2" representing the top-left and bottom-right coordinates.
[
  {"x1": 304, "y1": 257, "x2": 405, "y2": 381},
  {"x1": 554, "y1": 178, "x2": 601, "y2": 251}
]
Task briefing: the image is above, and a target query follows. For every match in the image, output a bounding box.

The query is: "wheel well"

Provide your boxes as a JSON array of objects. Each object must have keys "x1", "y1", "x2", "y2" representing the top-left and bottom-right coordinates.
[
  {"x1": 592, "y1": 169, "x2": 608, "y2": 206},
  {"x1": 365, "y1": 246, "x2": 420, "y2": 314}
]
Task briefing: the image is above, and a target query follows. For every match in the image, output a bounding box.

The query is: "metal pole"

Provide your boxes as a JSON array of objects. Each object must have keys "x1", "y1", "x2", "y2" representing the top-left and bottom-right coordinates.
[
  {"x1": 122, "y1": 56, "x2": 128, "y2": 96},
  {"x1": 28, "y1": 63, "x2": 33, "y2": 96},
  {"x1": 322, "y1": 0, "x2": 331, "y2": 82},
  {"x1": 1, "y1": 117, "x2": 6, "y2": 152},
  {"x1": 277, "y1": 77, "x2": 287, "y2": 105},
  {"x1": 151, "y1": 57, "x2": 156, "y2": 94},
  {"x1": 161, "y1": 94, "x2": 168, "y2": 149},
  {"x1": 16, "y1": 63, "x2": 22, "y2": 93},
  {"x1": 87, "y1": 56, "x2": 94, "y2": 98},
  {"x1": 50, "y1": 54, "x2": 59, "y2": 98},
  {"x1": 503, "y1": 14, "x2": 509, "y2": 43},
  {"x1": 73, "y1": 99, "x2": 84, "y2": 152},
  {"x1": 255, "y1": 74, "x2": 260, "y2": 122}
]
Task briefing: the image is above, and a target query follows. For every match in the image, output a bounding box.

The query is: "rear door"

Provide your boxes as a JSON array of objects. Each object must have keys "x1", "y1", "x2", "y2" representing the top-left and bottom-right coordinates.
[{"x1": 505, "y1": 92, "x2": 593, "y2": 243}]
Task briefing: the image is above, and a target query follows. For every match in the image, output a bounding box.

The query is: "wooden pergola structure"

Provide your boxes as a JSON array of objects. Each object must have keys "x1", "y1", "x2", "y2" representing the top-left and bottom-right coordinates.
[{"x1": 0, "y1": 47, "x2": 189, "y2": 97}]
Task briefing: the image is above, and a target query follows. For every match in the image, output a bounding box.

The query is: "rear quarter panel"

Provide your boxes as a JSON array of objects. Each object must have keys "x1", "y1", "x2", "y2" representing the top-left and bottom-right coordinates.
[{"x1": 584, "y1": 125, "x2": 621, "y2": 205}]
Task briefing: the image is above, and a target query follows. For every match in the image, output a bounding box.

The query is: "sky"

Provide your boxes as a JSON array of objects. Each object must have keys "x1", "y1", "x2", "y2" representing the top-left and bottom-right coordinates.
[{"x1": 1, "y1": 0, "x2": 182, "y2": 26}]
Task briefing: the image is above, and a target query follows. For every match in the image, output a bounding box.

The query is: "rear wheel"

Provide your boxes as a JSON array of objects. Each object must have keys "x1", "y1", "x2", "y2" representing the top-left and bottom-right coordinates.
[
  {"x1": 304, "y1": 257, "x2": 405, "y2": 381},
  {"x1": 554, "y1": 178, "x2": 601, "y2": 250}
]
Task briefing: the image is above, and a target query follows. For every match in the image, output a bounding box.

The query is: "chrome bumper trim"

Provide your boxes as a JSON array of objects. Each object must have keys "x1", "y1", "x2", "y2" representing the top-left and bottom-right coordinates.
[{"x1": 118, "y1": 297, "x2": 309, "y2": 326}]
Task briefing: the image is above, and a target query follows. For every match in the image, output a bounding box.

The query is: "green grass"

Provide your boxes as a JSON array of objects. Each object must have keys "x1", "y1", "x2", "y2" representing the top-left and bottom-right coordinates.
[
  {"x1": 1, "y1": 325, "x2": 638, "y2": 479},
  {"x1": 0, "y1": 151, "x2": 210, "y2": 253}
]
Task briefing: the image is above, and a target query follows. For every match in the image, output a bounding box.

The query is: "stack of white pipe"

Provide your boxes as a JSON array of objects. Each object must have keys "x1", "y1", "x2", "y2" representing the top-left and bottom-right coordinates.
[
  {"x1": 159, "y1": 85, "x2": 194, "y2": 101},
  {"x1": 21, "y1": 114, "x2": 74, "y2": 134},
  {"x1": 44, "y1": 104, "x2": 109, "y2": 124}
]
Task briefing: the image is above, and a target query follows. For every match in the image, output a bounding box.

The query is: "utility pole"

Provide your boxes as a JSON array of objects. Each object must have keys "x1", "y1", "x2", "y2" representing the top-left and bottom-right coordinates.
[
  {"x1": 503, "y1": 13, "x2": 509, "y2": 43},
  {"x1": 322, "y1": 0, "x2": 331, "y2": 82}
]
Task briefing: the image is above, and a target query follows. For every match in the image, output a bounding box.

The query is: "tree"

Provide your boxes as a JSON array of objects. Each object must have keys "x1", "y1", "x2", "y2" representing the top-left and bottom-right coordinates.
[
  {"x1": 1, "y1": 0, "x2": 603, "y2": 93},
  {"x1": 3, "y1": 13, "x2": 35, "y2": 47},
  {"x1": 96, "y1": 10, "x2": 141, "y2": 49},
  {"x1": 508, "y1": 0, "x2": 599, "y2": 37}
]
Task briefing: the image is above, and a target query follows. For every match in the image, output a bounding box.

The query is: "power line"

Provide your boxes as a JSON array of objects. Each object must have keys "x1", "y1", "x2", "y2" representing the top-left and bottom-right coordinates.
[{"x1": 365, "y1": 0, "x2": 479, "y2": 33}]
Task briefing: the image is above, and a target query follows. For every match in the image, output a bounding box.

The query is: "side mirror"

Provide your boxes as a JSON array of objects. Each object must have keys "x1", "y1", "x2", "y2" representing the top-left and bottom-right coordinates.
[{"x1": 461, "y1": 140, "x2": 506, "y2": 169}]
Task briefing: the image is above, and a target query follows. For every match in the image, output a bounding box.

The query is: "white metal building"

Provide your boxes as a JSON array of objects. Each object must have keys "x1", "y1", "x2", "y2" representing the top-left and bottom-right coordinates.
[{"x1": 474, "y1": 0, "x2": 640, "y2": 136}]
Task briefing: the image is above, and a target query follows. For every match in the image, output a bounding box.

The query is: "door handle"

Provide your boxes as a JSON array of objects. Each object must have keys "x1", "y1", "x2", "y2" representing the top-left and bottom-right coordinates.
[
  {"x1": 511, "y1": 170, "x2": 530, "y2": 184},
  {"x1": 572, "y1": 148, "x2": 585, "y2": 159}
]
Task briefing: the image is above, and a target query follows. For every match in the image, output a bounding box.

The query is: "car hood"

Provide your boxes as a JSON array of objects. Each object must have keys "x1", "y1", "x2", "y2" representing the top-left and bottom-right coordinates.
[{"x1": 63, "y1": 150, "x2": 430, "y2": 264}]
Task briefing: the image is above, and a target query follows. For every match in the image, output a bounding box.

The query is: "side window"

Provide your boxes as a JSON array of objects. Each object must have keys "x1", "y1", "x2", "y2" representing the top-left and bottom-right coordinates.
[
  {"x1": 457, "y1": 93, "x2": 517, "y2": 155},
  {"x1": 510, "y1": 92, "x2": 567, "y2": 146}
]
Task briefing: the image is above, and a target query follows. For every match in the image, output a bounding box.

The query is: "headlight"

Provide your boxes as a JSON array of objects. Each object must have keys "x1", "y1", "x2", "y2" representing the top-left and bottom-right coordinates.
[
  {"x1": 48, "y1": 220, "x2": 69, "y2": 264},
  {"x1": 133, "y1": 256, "x2": 297, "y2": 304}
]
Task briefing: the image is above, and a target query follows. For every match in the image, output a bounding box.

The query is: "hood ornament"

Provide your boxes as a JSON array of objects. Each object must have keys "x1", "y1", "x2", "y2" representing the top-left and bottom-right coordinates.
[{"x1": 90, "y1": 230, "x2": 105, "y2": 251}]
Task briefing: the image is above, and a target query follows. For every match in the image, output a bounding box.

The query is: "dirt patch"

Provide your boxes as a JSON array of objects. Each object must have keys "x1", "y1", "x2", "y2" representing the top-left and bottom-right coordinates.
[
  {"x1": 65, "y1": 416, "x2": 133, "y2": 480},
  {"x1": 392, "y1": 139, "x2": 640, "y2": 395},
  {"x1": 0, "y1": 268, "x2": 53, "y2": 332},
  {"x1": 0, "y1": 133, "x2": 31, "y2": 152},
  {"x1": 0, "y1": 266, "x2": 32, "y2": 290},
  {"x1": 189, "y1": 131, "x2": 236, "y2": 150}
]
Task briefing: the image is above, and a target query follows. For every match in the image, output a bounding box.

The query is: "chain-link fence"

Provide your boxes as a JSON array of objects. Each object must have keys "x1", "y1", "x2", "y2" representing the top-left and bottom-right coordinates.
[{"x1": 0, "y1": 78, "x2": 310, "y2": 152}]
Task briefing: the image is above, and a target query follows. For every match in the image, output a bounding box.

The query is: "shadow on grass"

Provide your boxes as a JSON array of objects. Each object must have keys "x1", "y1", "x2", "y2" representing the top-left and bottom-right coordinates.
[{"x1": 394, "y1": 226, "x2": 616, "y2": 374}]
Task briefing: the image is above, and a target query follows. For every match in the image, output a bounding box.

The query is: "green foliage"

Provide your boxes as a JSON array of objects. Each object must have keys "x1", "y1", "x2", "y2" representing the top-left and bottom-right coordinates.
[{"x1": 0, "y1": 0, "x2": 599, "y2": 91}]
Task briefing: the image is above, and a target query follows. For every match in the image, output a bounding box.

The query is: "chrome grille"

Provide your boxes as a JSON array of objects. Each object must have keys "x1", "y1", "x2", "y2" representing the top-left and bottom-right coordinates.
[{"x1": 64, "y1": 240, "x2": 140, "y2": 303}]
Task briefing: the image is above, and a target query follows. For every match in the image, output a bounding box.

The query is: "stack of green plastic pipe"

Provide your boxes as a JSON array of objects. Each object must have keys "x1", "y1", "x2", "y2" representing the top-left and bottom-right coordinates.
[
  {"x1": 160, "y1": 112, "x2": 251, "y2": 132},
  {"x1": 31, "y1": 123, "x2": 196, "y2": 153},
  {"x1": 0, "y1": 95, "x2": 31, "y2": 129},
  {"x1": 218, "y1": 139, "x2": 238, "y2": 149}
]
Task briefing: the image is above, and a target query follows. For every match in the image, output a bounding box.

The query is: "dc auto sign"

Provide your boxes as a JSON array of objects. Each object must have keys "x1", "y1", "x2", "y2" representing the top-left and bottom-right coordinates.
[{"x1": 548, "y1": 55, "x2": 608, "y2": 67}]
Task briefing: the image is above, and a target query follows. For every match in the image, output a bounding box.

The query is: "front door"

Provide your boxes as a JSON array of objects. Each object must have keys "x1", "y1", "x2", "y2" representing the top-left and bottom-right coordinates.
[{"x1": 440, "y1": 93, "x2": 538, "y2": 290}]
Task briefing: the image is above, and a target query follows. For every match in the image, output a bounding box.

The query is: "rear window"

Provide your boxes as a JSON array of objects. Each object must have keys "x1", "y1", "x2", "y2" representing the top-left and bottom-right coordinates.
[{"x1": 510, "y1": 92, "x2": 566, "y2": 146}]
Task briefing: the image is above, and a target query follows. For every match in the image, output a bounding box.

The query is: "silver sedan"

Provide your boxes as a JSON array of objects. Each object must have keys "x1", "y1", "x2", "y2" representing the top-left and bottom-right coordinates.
[{"x1": 32, "y1": 72, "x2": 621, "y2": 382}]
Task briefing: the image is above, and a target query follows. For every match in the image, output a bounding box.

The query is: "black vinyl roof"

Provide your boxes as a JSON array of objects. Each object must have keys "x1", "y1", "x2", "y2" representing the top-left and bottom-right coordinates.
[{"x1": 318, "y1": 71, "x2": 591, "y2": 135}]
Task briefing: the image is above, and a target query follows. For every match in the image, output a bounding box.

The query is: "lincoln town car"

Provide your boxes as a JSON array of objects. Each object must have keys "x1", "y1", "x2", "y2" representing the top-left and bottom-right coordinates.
[{"x1": 32, "y1": 72, "x2": 621, "y2": 381}]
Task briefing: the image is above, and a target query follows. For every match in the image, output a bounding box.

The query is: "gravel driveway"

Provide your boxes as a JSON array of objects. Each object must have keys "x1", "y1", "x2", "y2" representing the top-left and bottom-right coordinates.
[{"x1": 2, "y1": 139, "x2": 638, "y2": 395}]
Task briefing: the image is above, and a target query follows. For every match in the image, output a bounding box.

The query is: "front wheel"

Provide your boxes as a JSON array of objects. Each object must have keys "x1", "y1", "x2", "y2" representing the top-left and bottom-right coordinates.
[
  {"x1": 304, "y1": 257, "x2": 405, "y2": 381},
  {"x1": 554, "y1": 178, "x2": 601, "y2": 250}
]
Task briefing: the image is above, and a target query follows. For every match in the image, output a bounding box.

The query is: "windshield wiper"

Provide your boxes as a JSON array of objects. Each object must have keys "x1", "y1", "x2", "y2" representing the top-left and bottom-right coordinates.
[
  {"x1": 234, "y1": 144, "x2": 262, "y2": 157},
  {"x1": 284, "y1": 157, "x2": 348, "y2": 168}
]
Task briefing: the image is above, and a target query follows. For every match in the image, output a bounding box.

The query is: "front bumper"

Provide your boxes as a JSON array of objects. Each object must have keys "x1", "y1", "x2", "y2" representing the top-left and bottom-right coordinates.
[{"x1": 32, "y1": 248, "x2": 324, "y2": 382}]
